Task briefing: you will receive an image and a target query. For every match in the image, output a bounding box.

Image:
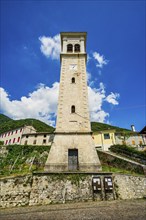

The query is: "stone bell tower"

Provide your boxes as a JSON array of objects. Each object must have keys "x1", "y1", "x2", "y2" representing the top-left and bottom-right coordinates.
[{"x1": 45, "y1": 32, "x2": 101, "y2": 172}]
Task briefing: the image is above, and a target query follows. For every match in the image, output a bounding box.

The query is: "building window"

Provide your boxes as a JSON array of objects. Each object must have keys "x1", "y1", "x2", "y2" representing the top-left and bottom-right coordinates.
[
  {"x1": 17, "y1": 137, "x2": 20, "y2": 142},
  {"x1": 9, "y1": 139, "x2": 11, "y2": 144},
  {"x1": 44, "y1": 134, "x2": 47, "y2": 138},
  {"x1": 67, "y1": 44, "x2": 73, "y2": 52},
  {"x1": 13, "y1": 138, "x2": 15, "y2": 143},
  {"x1": 11, "y1": 131, "x2": 13, "y2": 135},
  {"x1": 71, "y1": 77, "x2": 75, "y2": 83},
  {"x1": 20, "y1": 128, "x2": 23, "y2": 132},
  {"x1": 43, "y1": 139, "x2": 46, "y2": 144},
  {"x1": 33, "y1": 140, "x2": 36, "y2": 145},
  {"x1": 74, "y1": 44, "x2": 80, "y2": 52},
  {"x1": 139, "y1": 141, "x2": 143, "y2": 145},
  {"x1": 5, "y1": 140, "x2": 8, "y2": 145},
  {"x1": 71, "y1": 105, "x2": 75, "y2": 113},
  {"x1": 104, "y1": 133, "x2": 110, "y2": 139},
  {"x1": 26, "y1": 135, "x2": 29, "y2": 138},
  {"x1": 24, "y1": 141, "x2": 27, "y2": 145},
  {"x1": 8, "y1": 132, "x2": 10, "y2": 136},
  {"x1": 35, "y1": 134, "x2": 37, "y2": 138},
  {"x1": 132, "y1": 140, "x2": 135, "y2": 145},
  {"x1": 15, "y1": 130, "x2": 18, "y2": 134}
]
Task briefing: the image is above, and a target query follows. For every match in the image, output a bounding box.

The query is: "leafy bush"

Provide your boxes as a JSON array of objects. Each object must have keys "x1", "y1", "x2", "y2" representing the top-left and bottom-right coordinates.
[{"x1": 0, "y1": 141, "x2": 4, "y2": 146}]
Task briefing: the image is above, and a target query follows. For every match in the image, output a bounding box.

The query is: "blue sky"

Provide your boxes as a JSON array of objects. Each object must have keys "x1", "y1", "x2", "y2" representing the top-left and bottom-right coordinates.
[{"x1": 0, "y1": 0, "x2": 145, "y2": 131}]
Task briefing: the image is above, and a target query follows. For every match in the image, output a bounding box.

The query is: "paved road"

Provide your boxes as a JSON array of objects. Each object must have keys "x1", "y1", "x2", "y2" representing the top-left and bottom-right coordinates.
[{"x1": 0, "y1": 199, "x2": 146, "y2": 220}]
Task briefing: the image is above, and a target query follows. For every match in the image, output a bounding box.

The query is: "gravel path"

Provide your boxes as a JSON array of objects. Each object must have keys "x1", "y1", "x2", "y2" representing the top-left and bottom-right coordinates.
[{"x1": 0, "y1": 199, "x2": 146, "y2": 220}]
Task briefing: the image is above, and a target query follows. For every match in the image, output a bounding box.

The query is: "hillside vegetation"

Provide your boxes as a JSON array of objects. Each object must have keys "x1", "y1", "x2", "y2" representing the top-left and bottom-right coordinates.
[
  {"x1": 91, "y1": 122, "x2": 132, "y2": 133},
  {"x1": 0, "y1": 114, "x2": 12, "y2": 124},
  {"x1": 0, "y1": 114, "x2": 132, "y2": 134},
  {"x1": 0, "y1": 114, "x2": 55, "y2": 134}
]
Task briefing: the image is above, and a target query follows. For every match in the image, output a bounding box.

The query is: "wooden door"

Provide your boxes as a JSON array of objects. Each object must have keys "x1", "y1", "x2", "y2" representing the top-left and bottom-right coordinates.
[{"x1": 68, "y1": 149, "x2": 78, "y2": 171}]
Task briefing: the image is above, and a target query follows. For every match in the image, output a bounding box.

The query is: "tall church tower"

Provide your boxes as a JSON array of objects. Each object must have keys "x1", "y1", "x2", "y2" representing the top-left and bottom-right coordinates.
[{"x1": 45, "y1": 32, "x2": 101, "y2": 172}]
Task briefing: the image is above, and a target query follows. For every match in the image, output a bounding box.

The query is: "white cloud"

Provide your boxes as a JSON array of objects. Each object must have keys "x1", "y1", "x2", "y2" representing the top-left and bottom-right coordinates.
[
  {"x1": 88, "y1": 83, "x2": 120, "y2": 122},
  {"x1": 0, "y1": 81, "x2": 119, "y2": 126},
  {"x1": 106, "y1": 92, "x2": 120, "y2": 105},
  {"x1": 87, "y1": 54, "x2": 91, "y2": 63},
  {"x1": 39, "y1": 34, "x2": 61, "y2": 60},
  {"x1": 0, "y1": 83, "x2": 59, "y2": 126},
  {"x1": 88, "y1": 83, "x2": 109, "y2": 122},
  {"x1": 93, "y1": 51, "x2": 108, "y2": 68},
  {"x1": 86, "y1": 71, "x2": 92, "y2": 82},
  {"x1": 87, "y1": 71, "x2": 97, "y2": 87}
]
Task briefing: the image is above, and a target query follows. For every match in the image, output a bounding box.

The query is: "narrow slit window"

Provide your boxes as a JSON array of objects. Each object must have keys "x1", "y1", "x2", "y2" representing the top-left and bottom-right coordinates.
[
  {"x1": 71, "y1": 105, "x2": 75, "y2": 113},
  {"x1": 74, "y1": 44, "x2": 80, "y2": 52},
  {"x1": 72, "y1": 77, "x2": 75, "y2": 83},
  {"x1": 67, "y1": 44, "x2": 73, "y2": 52}
]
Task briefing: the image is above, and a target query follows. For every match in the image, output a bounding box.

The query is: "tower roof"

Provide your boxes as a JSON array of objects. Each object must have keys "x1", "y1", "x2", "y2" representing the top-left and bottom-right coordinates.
[{"x1": 60, "y1": 32, "x2": 87, "y2": 36}]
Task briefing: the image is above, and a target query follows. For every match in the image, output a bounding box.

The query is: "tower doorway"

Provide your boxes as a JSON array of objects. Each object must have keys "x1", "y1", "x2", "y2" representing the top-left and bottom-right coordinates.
[{"x1": 68, "y1": 149, "x2": 78, "y2": 171}]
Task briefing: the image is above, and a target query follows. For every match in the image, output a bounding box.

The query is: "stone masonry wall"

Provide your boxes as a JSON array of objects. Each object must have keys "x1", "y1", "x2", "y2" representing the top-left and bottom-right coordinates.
[
  {"x1": 0, "y1": 173, "x2": 145, "y2": 208},
  {"x1": 113, "y1": 174, "x2": 146, "y2": 200},
  {"x1": 0, "y1": 175, "x2": 32, "y2": 208}
]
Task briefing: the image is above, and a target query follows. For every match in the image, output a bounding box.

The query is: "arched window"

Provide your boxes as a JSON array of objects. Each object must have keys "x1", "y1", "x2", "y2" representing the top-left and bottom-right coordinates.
[
  {"x1": 67, "y1": 44, "x2": 73, "y2": 52},
  {"x1": 71, "y1": 105, "x2": 75, "y2": 113},
  {"x1": 74, "y1": 44, "x2": 80, "y2": 52},
  {"x1": 71, "y1": 77, "x2": 75, "y2": 83}
]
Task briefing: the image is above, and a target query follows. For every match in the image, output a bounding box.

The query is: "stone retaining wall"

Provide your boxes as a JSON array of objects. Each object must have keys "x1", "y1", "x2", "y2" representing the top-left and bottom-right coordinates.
[
  {"x1": 113, "y1": 174, "x2": 146, "y2": 200},
  {"x1": 0, "y1": 173, "x2": 145, "y2": 208}
]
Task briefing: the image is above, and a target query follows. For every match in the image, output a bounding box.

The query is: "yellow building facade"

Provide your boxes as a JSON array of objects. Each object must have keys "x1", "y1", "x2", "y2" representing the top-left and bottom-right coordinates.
[{"x1": 92, "y1": 130, "x2": 116, "y2": 151}]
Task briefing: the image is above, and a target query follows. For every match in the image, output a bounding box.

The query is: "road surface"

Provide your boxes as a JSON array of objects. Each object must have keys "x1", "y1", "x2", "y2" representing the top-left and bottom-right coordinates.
[{"x1": 0, "y1": 199, "x2": 146, "y2": 220}]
